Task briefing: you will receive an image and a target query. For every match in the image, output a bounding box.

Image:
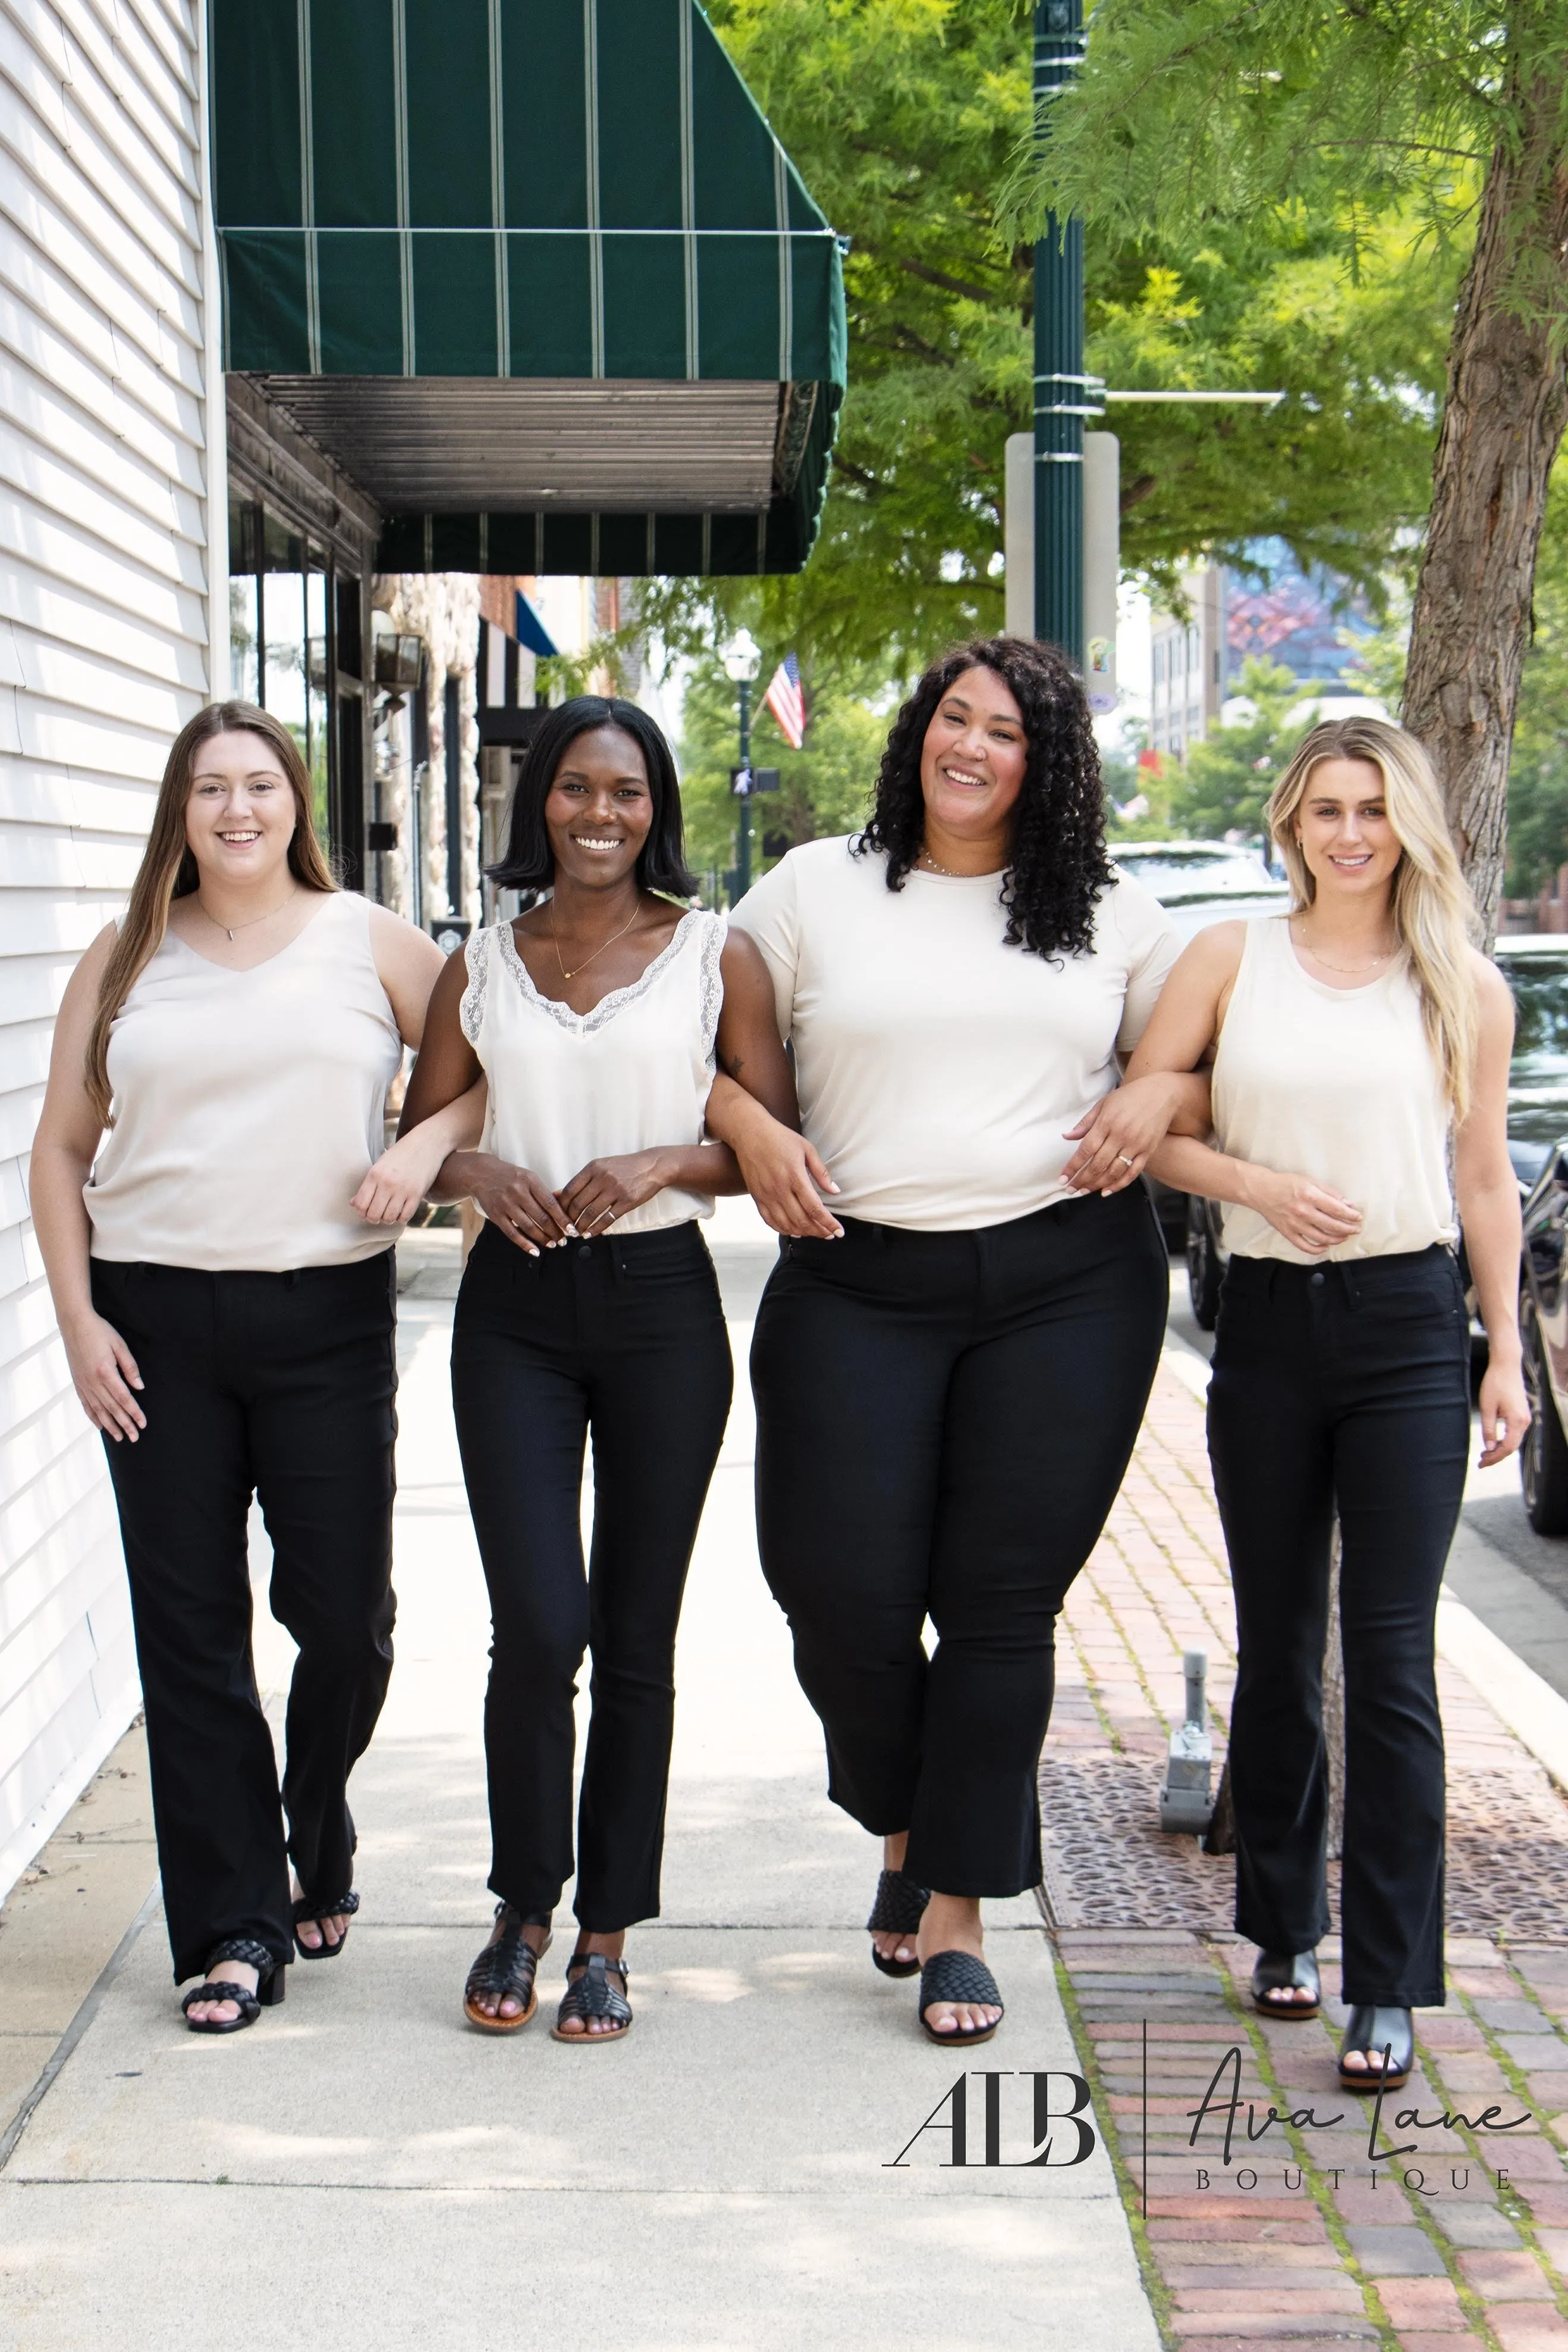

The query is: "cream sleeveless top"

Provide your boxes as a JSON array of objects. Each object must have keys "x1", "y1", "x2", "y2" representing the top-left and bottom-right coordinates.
[
  {"x1": 1211, "y1": 915, "x2": 1456, "y2": 1265},
  {"x1": 88, "y1": 893, "x2": 403, "y2": 1271},
  {"x1": 459, "y1": 906, "x2": 725, "y2": 1236}
]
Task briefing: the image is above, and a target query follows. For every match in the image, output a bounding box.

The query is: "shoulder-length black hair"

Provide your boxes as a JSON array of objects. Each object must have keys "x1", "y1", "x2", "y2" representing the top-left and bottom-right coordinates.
[
  {"x1": 486, "y1": 695, "x2": 697, "y2": 898},
  {"x1": 857, "y1": 635, "x2": 1114, "y2": 959}
]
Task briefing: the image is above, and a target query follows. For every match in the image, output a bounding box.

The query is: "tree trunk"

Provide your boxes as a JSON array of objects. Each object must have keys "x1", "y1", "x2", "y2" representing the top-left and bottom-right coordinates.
[{"x1": 1402, "y1": 76, "x2": 1568, "y2": 931}]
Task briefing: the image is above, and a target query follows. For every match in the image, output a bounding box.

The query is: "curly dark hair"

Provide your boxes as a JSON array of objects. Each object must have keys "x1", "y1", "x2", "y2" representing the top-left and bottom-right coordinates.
[{"x1": 856, "y1": 636, "x2": 1114, "y2": 958}]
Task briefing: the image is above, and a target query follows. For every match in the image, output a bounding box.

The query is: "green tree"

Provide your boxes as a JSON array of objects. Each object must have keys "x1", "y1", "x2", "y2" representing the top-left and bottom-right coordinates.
[
  {"x1": 639, "y1": 1, "x2": 1450, "y2": 684},
  {"x1": 1168, "y1": 660, "x2": 1309, "y2": 842},
  {"x1": 1507, "y1": 461, "x2": 1568, "y2": 899},
  {"x1": 1011, "y1": 0, "x2": 1568, "y2": 927}
]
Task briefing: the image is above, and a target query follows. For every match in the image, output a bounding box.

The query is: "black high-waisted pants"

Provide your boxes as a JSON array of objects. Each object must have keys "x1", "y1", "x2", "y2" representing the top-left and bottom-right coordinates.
[
  {"x1": 1208, "y1": 1246, "x2": 1470, "y2": 2007},
  {"x1": 750, "y1": 1186, "x2": 1169, "y2": 1896},
  {"x1": 90, "y1": 1253, "x2": 398, "y2": 1983},
  {"x1": 451, "y1": 1219, "x2": 733, "y2": 1932}
]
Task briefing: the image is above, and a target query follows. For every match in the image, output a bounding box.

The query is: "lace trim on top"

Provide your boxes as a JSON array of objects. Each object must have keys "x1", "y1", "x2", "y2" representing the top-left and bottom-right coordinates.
[
  {"x1": 697, "y1": 909, "x2": 727, "y2": 1072},
  {"x1": 491, "y1": 907, "x2": 718, "y2": 1038},
  {"x1": 458, "y1": 927, "x2": 492, "y2": 1047}
]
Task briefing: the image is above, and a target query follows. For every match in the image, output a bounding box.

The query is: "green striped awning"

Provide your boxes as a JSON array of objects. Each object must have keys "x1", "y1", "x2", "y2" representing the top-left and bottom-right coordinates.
[{"x1": 212, "y1": 1, "x2": 845, "y2": 574}]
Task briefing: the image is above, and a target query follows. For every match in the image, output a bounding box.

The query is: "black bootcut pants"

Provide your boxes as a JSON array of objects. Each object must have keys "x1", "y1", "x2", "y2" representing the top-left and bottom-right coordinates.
[
  {"x1": 451, "y1": 1219, "x2": 733, "y2": 1932},
  {"x1": 90, "y1": 1254, "x2": 398, "y2": 1982},
  {"x1": 1208, "y1": 1246, "x2": 1470, "y2": 2008},
  {"x1": 750, "y1": 1186, "x2": 1170, "y2": 1897}
]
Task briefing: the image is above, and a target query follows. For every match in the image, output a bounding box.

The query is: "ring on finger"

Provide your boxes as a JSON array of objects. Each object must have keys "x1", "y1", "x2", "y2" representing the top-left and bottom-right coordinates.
[{"x1": 1116, "y1": 1152, "x2": 1135, "y2": 1168}]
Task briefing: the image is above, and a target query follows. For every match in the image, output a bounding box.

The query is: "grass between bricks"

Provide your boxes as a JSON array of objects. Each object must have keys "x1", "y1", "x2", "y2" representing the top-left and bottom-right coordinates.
[{"x1": 1435, "y1": 1965, "x2": 1568, "y2": 2329}]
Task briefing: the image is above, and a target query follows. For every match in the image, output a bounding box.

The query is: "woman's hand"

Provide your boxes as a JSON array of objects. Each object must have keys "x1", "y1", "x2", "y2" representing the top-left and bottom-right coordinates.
[
  {"x1": 353, "y1": 1126, "x2": 457, "y2": 1225},
  {"x1": 732, "y1": 1115, "x2": 843, "y2": 1239},
  {"x1": 1247, "y1": 1169, "x2": 1363, "y2": 1255},
  {"x1": 461, "y1": 1154, "x2": 573, "y2": 1256},
  {"x1": 556, "y1": 1151, "x2": 674, "y2": 1235},
  {"x1": 1062, "y1": 1072, "x2": 1191, "y2": 1194},
  {"x1": 1477, "y1": 1352, "x2": 1530, "y2": 1468},
  {"x1": 62, "y1": 1309, "x2": 145, "y2": 1442}
]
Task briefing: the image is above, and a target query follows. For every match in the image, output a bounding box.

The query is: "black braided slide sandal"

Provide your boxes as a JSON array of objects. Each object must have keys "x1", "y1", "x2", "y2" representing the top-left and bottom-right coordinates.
[
  {"x1": 292, "y1": 1889, "x2": 360, "y2": 1960},
  {"x1": 181, "y1": 1939, "x2": 286, "y2": 2034},
  {"x1": 866, "y1": 1867, "x2": 931, "y2": 1978},
  {"x1": 918, "y1": 1949, "x2": 1004, "y2": 2048},
  {"x1": 552, "y1": 1954, "x2": 633, "y2": 2045},
  {"x1": 463, "y1": 1904, "x2": 551, "y2": 2033}
]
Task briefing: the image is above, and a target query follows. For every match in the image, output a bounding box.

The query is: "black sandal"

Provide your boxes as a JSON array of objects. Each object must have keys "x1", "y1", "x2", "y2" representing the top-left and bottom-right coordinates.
[
  {"x1": 463, "y1": 1904, "x2": 551, "y2": 2033},
  {"x1": 867, "y1": 1867, "x2": 930, "y2": 1978},
  {"x1": 181, "y1": 1939, "x2": 286, "y2": 2034},
  {"x1": 1338, "y1": 2005, "x2": 1414, "y2": 2091},
  {"x1": 1250, "y1": 1948, "x2": 1321, "y2": 2020},
  {"x1": 918, "y1": 1949, "x2": 1004, "y2": 2047},
  {"x1": 292, "y1": 1889, "x2": 360, "y2": 1960},
  {"x1": 552, "y1": 1953, "x2": 633, "y2": 2045}
]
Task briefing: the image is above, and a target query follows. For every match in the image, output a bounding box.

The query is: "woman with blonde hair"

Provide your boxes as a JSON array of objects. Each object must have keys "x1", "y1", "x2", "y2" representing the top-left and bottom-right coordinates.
[
  {"x1": 1129, "y1": 715, "x2": 1527, "y2": 2090},
  {"x1": 30, "y1": 702, "x2": 479, "y2": 2033}
]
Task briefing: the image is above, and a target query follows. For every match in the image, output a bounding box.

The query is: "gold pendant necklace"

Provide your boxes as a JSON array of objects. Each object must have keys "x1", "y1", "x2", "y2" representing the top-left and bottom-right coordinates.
[
  {"x1": 1291, "y1": 918, "x2": 1396, "y2": 976},
  {"x1": 196, "y1": 890, "x2": 297, "y2": 943},
  {"x1": 550, "y1": 900, "x2": 643, "y2": 984}
]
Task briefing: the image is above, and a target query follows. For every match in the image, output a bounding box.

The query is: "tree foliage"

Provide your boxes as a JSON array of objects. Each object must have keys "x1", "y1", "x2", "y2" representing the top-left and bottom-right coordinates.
[{"x1": 1167, "y1": 658, "x2": 1311, "y2": 841}]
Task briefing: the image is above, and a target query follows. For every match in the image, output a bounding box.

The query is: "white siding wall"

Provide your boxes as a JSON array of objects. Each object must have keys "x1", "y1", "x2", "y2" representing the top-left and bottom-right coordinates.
[{"x1": 0, "y1": 0, "x2": 214, "y2": 1895}]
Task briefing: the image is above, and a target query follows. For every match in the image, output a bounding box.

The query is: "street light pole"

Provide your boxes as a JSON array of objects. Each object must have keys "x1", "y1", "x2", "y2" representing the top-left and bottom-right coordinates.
[
  {"x1": 736, "y1": 674, "x2": 753, "y2": 900},
  {"x1": 1033, "y1": 0, "x2": 1089, "y2": 668}
]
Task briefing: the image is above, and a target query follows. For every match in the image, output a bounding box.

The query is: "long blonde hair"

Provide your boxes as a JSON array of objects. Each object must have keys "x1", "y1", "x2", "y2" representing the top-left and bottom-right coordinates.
[
  {"x1": 86, "y1": 703, "x2": 335, "y2": 1126},
  {"x1": 1267, "y1": 716, "x2": 1479, "y2": 1120}
]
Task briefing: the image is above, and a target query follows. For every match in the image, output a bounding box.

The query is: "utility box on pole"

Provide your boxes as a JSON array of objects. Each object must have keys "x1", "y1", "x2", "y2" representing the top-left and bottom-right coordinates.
[{"x1": 1005, "y1": 427, "x2": 1118, "y2": 711}]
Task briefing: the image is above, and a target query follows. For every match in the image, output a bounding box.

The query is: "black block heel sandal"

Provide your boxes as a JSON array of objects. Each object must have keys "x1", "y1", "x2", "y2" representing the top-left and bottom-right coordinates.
[
  {"x1": 292, "y1": 1889, "x2": 360, "y2": 1960},
  {"x1": 181, "y1": 1939, "x2": 287, "y2": 2034},
  {"x1": 866, "y1": 1867, "x2": 931, "y2": 1979},
  {"x1": 463, "y1": 1904, "x2": 551, "y2": 2033},
  {"x1": 552, "y1": 1954, "x2": 632, "y2": 2045},
  {"x1": 918, "y1": 1949, "x2": 1004, "y2": 2047},
  {"x1": 1250, "y1": 1949, "x2": 1321, "y2": 2020},
  {"x1": 1338, "y1": 2005, "x2": 1414, "y2": 2092}
]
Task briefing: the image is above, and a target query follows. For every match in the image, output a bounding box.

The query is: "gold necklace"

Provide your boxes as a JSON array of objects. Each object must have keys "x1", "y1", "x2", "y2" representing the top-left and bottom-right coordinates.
[
  {"x1": 550, "y1": 899, "x2": 645, "y2": 984},
  {"x1": 1292, "y1": 919, "x2": 1396, "y2": 976},
  {"x1": 195, "y1": 889, "x2": 298, "y2": 943}
]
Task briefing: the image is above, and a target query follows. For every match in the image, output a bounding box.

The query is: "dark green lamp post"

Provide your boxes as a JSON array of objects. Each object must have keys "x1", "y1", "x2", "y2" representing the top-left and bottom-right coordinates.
[
  {"x1": 724, "y1": 629, "x2": 763, "y2": 903},
  {"x1": 1033, "y1": 0, "x2": 1090, "y2": 668}
]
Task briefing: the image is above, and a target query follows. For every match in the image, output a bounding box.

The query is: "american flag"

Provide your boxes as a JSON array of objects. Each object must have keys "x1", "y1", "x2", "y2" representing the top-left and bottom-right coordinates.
[{"x1": 763, "y1": 652, "x2": 806, "y2": 749}]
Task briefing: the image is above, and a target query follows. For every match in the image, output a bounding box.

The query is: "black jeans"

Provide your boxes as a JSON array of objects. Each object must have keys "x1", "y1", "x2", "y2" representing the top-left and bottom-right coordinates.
[
  {"x1": 451, "y1": 1219, "x2": 733, "y2": 1932},
  {"x1": 90, "y1": 1254, "x2": 398, "y2": 1982},
  {"x1": 750, "y1": 1186, "x2": 1170, "y2": 1896},
  {"x1": 1208, "y1": 1246, "x2": 1470, "y2": 2007}
]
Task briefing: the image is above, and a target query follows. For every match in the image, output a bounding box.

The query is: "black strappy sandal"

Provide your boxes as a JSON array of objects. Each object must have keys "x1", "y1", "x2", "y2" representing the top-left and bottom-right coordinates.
[
  {"x1": 463, "y1": 1904, "x2": 551, "y2": 2033},
  {"x1": 1338, "y1": 2005, "x2": 1414, "y2": 2092},
  {"x1": 1250, "y1": 1948, "x2": 1321, "y2": 2020},
  {"x1": 867, "y1": 1867, "x2": 930, "y2": 1979},
  {"x1": 552, "y1": 1953, "x2": 633, "y2": 2045},
  {"x1": 181, "y1": 1939, "x2": 286, "y2": 2034},
  {"x1": 918, "y1": 1949, "x2": 1004, "y2": 2048},
  {"x1": 292, "y1": 1889, "x2": 360, "y2": 1960}
]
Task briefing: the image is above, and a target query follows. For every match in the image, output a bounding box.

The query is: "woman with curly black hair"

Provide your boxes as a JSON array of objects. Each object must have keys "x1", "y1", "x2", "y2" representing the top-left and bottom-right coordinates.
[{"x1": 708, "y1": 636, "x2": 1206, "y2": 2045}]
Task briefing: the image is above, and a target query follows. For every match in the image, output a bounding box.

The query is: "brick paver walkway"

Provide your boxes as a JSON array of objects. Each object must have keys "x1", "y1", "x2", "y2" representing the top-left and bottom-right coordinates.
[{"x1": 1045, "y1": 1361, "x2": 1568, "y2": 2351}]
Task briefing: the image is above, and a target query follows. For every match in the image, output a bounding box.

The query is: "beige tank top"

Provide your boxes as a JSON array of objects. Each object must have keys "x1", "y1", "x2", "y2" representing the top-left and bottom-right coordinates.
[
  {"x1": 87, "y1": 892, "x2": 403, "y2": 1272},
  {"x1": 1210, "y1": 915, "x2": 1456, "y2": 1265}
]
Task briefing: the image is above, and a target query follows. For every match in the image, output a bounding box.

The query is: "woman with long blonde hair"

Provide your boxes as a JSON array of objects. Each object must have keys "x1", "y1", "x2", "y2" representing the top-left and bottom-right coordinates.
[
  {"x1": 1128, "y1": 715, "x2": 1527, "y2": 2091},
  {"x1": 30, "y1": 702, "x2": 479, "y2": 2033}
]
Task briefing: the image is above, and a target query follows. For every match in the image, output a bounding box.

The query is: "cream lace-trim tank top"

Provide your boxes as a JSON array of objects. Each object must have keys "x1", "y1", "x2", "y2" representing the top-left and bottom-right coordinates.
[
  {"x1": 460, "y1": 906, "x2": 725, "y2": 1236},
  {"x1": 1210, "y1": 915, "x2": 1456, "y2": 1266},
  {"x1": 88, "y1": 892, "x2": 403, "y2": 1271}
]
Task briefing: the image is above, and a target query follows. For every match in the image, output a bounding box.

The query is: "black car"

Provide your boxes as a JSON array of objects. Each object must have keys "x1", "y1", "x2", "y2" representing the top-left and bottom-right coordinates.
[{"x1": 1186, "y1": 934, "x2": 1568, "y2": 1338}]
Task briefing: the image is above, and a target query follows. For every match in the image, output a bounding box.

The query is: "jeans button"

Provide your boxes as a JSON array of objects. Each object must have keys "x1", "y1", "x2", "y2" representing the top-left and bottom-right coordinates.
[
  {"x1": 1310, "y1": 1270, "x2": 1325, "y2": 1286},
  {"x1": 578, "y1": 1242, "x2": 592, "y2": 1258}
]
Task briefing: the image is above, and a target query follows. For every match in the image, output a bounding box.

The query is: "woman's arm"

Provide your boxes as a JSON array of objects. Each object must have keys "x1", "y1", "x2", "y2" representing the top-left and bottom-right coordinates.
[
  {"x1": 397, "y1": 950, "x2": 571, "y2": 1252},
  {"x1": 1058, "y1": 925, "x2": 1244, "y2": 1194},
  {"x1": 1457, "y1": 956, "x2": 1529, "y2": 1467},
  {"x1": 706, "y1": 932, "x2": 843, "y2": 1238},
  {"x1": 352, "y1": 1076, "x2": 489, "y2": 1226},
  {"x1": 29, "y1": 927, "x2": 146, "y2": 1441},
  {"x1": 367, "y1": 903, "x2": 447, "y2": 1047}
]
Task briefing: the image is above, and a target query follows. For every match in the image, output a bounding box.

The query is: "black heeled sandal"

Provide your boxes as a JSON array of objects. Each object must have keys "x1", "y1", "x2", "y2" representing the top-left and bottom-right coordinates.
[
  {"x1": 918, "y1": 1950, "x2": 1004, "y2": 2047},
  {"x1": 552, "y1": 1954, "x2": 633, "y2": 2044},
  {"x1": 292, "y1": 1889, "x2": 360, "y2": 1960},
  {"x1": 464, "y1": 1904, "x2": 552, "y2": 2033},
  {"x1": 181, "y1": 1939, "x2": 287, "y2": 2034},
  {"x1": 867, "y1": 1867, "x2": 931, "y2": 1979},
  {"x1": 1338, "y1": 2005, "x2": 1414, "y2": 2091},
  {"x1": 1250, "y1": 1948, "x2": 1321, "y2": 2020}
]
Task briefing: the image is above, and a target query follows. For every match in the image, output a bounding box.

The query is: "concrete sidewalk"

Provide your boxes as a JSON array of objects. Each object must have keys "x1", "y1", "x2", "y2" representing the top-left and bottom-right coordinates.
[{"x1": 0, "y1": 1201, "x2": 1160, "y2": 2350}]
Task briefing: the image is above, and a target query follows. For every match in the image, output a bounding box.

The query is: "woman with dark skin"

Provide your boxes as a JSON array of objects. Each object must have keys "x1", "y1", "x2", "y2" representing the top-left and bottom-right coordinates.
[{"x1": 400, "y1": 699, "x2": 794, "y2": 2039}]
